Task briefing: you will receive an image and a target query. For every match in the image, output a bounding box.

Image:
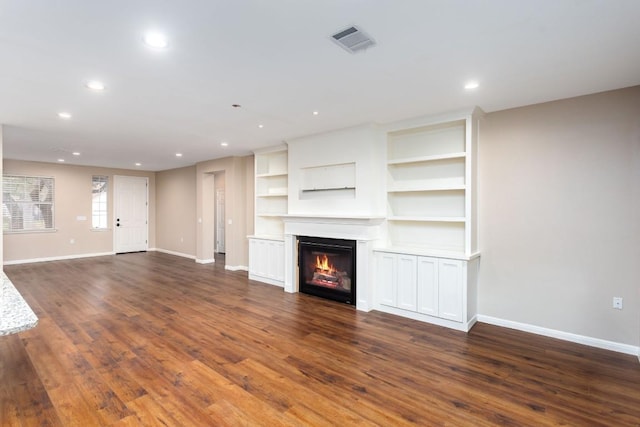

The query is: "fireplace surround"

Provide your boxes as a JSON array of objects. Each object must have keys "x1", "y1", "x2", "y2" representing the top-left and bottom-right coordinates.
[{"x1": 282, "y1": 215, "x2": 384, "y2": 311}]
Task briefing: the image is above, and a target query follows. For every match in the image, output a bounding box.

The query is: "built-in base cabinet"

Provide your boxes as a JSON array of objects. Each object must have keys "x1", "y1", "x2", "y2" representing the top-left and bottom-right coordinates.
[
  {"x1": 248, "y1": 238, "x2": 284, "y2": 287},
  {"x1": 375, "y1": 250, "x2": 477, "y2": 331}
]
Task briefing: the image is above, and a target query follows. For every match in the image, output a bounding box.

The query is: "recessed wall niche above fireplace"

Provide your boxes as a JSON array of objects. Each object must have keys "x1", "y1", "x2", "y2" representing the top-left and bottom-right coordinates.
[{"x1": 298, "y1": 236, "x2": 356, "y2": 305}]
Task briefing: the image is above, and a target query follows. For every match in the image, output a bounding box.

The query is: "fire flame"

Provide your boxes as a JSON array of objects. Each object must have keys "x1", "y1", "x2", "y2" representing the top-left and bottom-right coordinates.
[{"x1": 315, "y1": 254, "x2": 335, "y2": 274}]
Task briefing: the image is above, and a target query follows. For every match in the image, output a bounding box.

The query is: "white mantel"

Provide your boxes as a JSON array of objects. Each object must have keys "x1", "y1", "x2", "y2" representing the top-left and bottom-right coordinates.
[{"x1": 282, "y1": 215, "x2": 384, "y2": 312}]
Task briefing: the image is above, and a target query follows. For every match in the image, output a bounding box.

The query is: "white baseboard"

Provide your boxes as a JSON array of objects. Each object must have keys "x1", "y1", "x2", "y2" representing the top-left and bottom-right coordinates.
[
  {"x1": 477, "y1": 315, "x2": 640, "y2": 357},
  {"x1": 375, "y1": 304, "x2": 475, "y2": 333},
  {"x1": 248, "y1": 273, "x2": 284, "y2": 287},
  {"x1": 4, "y1": 251, "x2": 115, "y2": 265},
  {"x1": 152, "y1": 248, "x2": 196, "y2": 260},
  {"x1": 195, "y1": 258, "x2": 215, "y2": 264},
  {"x1": 225, "y1": 265, "x2": 248, "y2": 272}
]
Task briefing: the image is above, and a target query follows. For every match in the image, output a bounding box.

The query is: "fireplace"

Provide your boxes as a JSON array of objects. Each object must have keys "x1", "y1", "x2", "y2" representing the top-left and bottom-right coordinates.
[{"x1": 298, "y1": 236, "x2": 356, "y2": 305}]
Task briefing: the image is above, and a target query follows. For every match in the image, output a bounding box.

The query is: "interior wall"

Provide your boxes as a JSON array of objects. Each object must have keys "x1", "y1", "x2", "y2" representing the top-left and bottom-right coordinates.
[
  {"x1": 156, "y1": 165, "x2": 197, "y2": 257},
  {"x1": 479, "y1": 86, "x2": 640, "y2": 346},
  {"x1": 196, "y1": 156, "x2": 251, "y2": 268},
  {"x1": 0, "y1": 126, "x2": 3, "y2": 266},
  {"x1": 214, "y1": 171, "x2": 226, "y2": 253},
  {"x1": 3, "y1": 159, "x2": 156, "y2": 263},
  {"x1": 245, "y1": 154, "x2": 255, "y2": 239},
  {"x1": 234, "y1": 156, "x2": 251, "y2": 266}
]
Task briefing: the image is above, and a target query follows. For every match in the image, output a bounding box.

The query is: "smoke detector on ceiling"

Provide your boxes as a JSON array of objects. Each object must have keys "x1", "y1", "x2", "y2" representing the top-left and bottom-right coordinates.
[{"x1": 330, "y1": 26, "x2": 376, "y2": 54}]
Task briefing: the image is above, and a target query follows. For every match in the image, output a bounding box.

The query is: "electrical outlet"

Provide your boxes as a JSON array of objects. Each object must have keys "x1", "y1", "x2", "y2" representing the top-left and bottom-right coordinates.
[{"x1": 613, "y1": 297, "x2": 623, "y2": 310}]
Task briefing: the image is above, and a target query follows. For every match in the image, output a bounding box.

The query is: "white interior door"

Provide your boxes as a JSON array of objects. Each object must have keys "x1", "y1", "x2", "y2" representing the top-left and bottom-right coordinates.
[
  {"x1": 216, "y1": 189, "x2": 225, "y2": 253},
  {"x1": 114, "y1": 175, "x2": 148, "y2": 253}
]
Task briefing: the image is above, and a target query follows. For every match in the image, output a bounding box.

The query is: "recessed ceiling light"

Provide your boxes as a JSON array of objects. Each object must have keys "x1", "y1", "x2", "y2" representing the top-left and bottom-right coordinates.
[
  {"x1": 58, "y1": 112, "x2": 72, "y2": 119},
  {"x1": 258, "y1": 124, "x2": 264, "y2": 128},
  {"x1": 85, "y1": 80, "x2": 105, "y2": 91},
  {"x1": 175, "y1": 153, "x2": 183, "y2": 157},
  {"x1": 135, "y1": 162, "x2": 141, "y2": 166},
  {"x1": 57, "y1": 158, "x2": 65, "y2": 162},
  {"x1": 221, "y1": 142, "x2": 228, "y2": 147},
  {"x1": 464, "y1": 81, "x2": 479, "y2": 90},
  {"x1": 313, "y1": 111, "x2": 319, "y2": 115},
  {"x1": 72, "y1": 152, "x2": 80, "y2": 156},
  {"x1": 143, "y1": 31, "x2": 168, "y2": 49}
]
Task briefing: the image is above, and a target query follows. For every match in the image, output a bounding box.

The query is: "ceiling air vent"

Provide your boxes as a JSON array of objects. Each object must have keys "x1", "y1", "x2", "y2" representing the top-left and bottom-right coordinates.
[{"x1": 331, "y1": 26, "x2": 376, "y2": 54}]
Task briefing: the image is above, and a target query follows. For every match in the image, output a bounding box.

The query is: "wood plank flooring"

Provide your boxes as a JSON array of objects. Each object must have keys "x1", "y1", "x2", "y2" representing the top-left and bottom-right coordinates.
[{"x1": 1, "y1": 252, "x2": 639, "y2": 426}]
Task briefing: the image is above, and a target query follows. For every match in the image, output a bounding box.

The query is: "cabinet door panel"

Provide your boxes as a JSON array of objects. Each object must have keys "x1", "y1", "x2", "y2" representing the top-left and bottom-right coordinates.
[
  {"x1": 249, "y1": 239, "x2": 258, "y2": 275},
  {"x1": 417, "y1": 256, "x2": 438, "y2": 316},
  {"x1": 377, "y1": 253, "x2": 397, "y2": 307},
  {"x1": 396, "y1": 254, "x2": 417, "y2": 311},
  {"x1": 272, "y1": 241, "x2": 285, "y2": 281},
  {"x1": 438, "y1": 259, "x2": 463, "y2": 322},
  {"x1": 256, "y1": 240, "x2": 269, "y2": 278}
]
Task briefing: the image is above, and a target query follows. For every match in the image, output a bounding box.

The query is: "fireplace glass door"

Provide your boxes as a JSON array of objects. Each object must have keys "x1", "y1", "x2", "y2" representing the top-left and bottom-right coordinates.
[{"x1": 298, "y1": 236, "x2": 356, "y2": 305}]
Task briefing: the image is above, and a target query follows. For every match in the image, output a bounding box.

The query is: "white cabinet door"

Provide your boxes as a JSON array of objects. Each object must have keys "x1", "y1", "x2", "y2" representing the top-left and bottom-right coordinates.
[
  {"x1": 438, "y1": 259, "x2": 463, "y2": 322},
  {"x1": 249, "y1": 239, "x2": 258, "y2": 275},
  {"x1": 256, "y1": 239, "x2": 269, "y2": 278},
  {"x1": 249, "y1": 238, "x2": 285, "y2": 285},
  {"x1": 417, "y1": 256, "x2": 439, "y2": 316},
  {"x1": 377, "y1": 252, "x2": 397, "y2": 307},
  {"x1": 265, "y1": 240, "x2": 284, "y2": 281},
  {"x1": 396, "y1": 254, "x2": 417, "y2": 311}
]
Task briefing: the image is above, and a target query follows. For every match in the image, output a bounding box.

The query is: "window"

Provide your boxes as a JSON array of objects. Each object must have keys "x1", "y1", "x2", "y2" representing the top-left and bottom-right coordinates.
[
  {"x1": 2, "y1": 175, "x2": 55, "y2": 232},
  {"x1": 92, "y1": 175, "x2": 108, "y2": 229}
]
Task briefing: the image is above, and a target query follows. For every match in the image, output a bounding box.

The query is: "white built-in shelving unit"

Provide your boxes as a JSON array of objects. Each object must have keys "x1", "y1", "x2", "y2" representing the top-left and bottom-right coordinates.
[
  {"x1": 248, "y1": 109, "x2": 483, "y2": 332},
  {"x1": 375, "y1": 107, "x2": 483, "y2": 332},
  {"x1": 249, "y1": 145, "x2": 288, "y2": 287},
  {"x1": 254, "y1": 146, "x2": 288, "y2": 239},
  {"x1": 385, "y1": 115, "x2": 477, "y2": 257}
]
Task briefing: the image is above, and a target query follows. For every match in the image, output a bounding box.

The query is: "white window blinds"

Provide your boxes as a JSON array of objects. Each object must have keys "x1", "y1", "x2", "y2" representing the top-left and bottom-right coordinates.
[{"x1": 2, "y1": 175, "x2": 55, "y2": 232}]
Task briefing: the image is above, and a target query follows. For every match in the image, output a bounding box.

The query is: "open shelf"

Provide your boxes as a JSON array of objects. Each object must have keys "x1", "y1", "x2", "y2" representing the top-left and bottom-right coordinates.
[
  {"x1": 387, "y1": 120, "x2": 465, "y2": 161},
  {"x1": 387, "y1": 152, "x2": 466, "y2": 165},
  {"x1": 256, "y1": 172, "x2": 288, "y2": 178},
  {"x1": 388, "y1": 220, "x2": 465, "y2": 254},
  {"x1": 388, "y1": 189, "x2": 465, "y2": 218},
  {"x1": 254, "y1": 146, "x2": 288, "y2": 238},
  {"x1": 387, "y1": 185, "x2": 466, "y2": 193},
  {"x1": 256, "y1": 150, "x2": 287, "y2": 176},
  {"x1": 387, "y1": 157, "x2": 465, "y2": 191},
  {"x1": 388, "y1": 216, "x2": 466, "y2": 223},
  {"x1": 385, "y1": 111, "x2": 479, "y2": 255}
]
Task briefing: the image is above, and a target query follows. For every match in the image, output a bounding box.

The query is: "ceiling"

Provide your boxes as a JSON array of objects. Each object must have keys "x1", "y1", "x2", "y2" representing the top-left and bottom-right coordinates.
[{"x1": 1, "y1": 0, "x2": 639, "y2": 172}]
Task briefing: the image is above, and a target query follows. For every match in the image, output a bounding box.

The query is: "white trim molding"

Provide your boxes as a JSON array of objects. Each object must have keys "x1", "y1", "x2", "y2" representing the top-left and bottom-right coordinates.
[
  {"x1": 195, "y1": 258, "x2": 215, "y2": 264},
  {"x1": 152, "y1": 248, "x2": 196, "y2": 260},
  {"x1": 478, "y1": 315, "x2": 640, "y2": 357},
  {"x1": 225, "y1": 265, "x2": 248, "y2": 272},
  {"x1": 3, "y1": 252, "x2": 115, "y2": 265}
]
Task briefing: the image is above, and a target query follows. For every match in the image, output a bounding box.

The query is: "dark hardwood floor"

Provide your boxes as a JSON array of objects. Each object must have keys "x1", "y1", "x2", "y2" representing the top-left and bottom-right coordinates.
[{"x1": 1, "y1": 252, "x2": 639, "y2": 426}]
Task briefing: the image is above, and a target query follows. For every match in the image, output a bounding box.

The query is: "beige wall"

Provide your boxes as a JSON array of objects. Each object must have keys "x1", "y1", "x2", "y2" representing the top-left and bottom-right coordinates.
[
  {"x1": 214, "y1": 170, "x2": 226, "y2": 253},
  {"x1": 479, "y1": 86, "x2": 640, "y2": 346},
  {"x1": 0, "y1": 126, "x2": 3, "y2": 265},
  {"x1": 244, "y1": 155, "x2": 255, "y2": 239},
  {"x1": 156, "y1": 165, "x2": 197, "y2": 258},
  {"x1": 195, "y1": 155, "x2": 252, "y2": 268},
  {"x1": 3, "y1": 159, "x2": 156, "y2": 263}
]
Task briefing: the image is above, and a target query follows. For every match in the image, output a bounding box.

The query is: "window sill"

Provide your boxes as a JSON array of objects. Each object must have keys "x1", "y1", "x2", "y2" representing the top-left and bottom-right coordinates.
[{"x1": 3, "y1": 229, "x2": 57, "y2": 235}]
